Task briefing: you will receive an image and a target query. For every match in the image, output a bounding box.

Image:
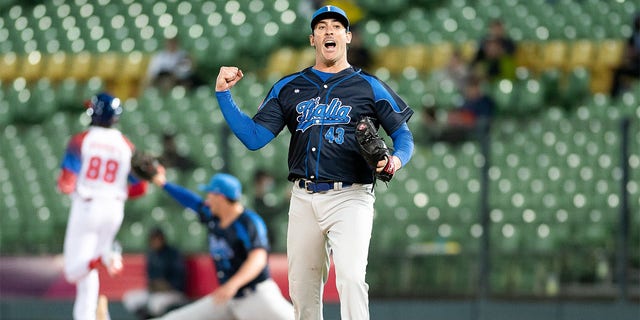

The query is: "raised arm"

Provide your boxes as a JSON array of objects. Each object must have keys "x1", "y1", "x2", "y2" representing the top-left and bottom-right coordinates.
[{"x1": 214, "y1": 67, "x2": 275, "y2": 150}]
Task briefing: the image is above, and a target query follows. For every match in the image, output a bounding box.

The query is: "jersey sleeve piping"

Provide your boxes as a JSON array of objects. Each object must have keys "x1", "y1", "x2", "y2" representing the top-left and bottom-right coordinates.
[{"x1": 358, "y1": 73, "x2": 410, "y2": 113}]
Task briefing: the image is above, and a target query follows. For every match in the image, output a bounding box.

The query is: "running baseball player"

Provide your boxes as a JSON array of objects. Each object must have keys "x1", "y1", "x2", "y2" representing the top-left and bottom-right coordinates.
[
  {"x1": 214, "y1": 5, "x2": 414, "y2": 319},
  {"x1": 57, "y1": 92, "x2": 148, "y2": 320},
  {"x1": 148, "y1": 166, "x2": 294, "y2": 320}
]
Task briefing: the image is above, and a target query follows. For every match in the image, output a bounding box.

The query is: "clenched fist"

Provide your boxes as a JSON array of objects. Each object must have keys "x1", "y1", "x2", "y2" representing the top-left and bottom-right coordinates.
[{"x1": 215, "y1": 66, "x2": 244, "y2": 92}]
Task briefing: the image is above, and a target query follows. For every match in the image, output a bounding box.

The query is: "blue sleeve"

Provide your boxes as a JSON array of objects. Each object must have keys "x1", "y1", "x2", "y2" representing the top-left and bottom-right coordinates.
[
  {"x1": 163, "y1": 182, "x2": 209, "y2": 217},
  {"x1": 215, "y1": 90, "x2": 276, "y2": 150},
  {"x1": 390, "y1": 123, "x2": 414, "y2": 167},
  {"x1": 60, "y1": 132, "x2": 85, "y2": 173},
  {"x1": 127, "y1": 174, "x2": 143, "y2": 184},
  {"x1": 248, "y1": 212, "x2": 270, "y2": 250}
]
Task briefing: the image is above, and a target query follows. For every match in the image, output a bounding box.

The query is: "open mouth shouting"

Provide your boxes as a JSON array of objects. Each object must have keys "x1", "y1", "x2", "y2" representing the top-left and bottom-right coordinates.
[{"x1": 323, "y1": 39, "x2": 338, "y2": 53}]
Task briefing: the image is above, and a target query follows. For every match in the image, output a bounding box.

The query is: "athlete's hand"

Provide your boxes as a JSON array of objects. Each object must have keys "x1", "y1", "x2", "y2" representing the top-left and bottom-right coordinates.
[
  {"x1": 151, "y1": 165, "x2": 167, "y2": 187},
  {"x1": 376, "y1": 155, "x2": 401, "y2": 173},
  {"x1": 210, "y1": 283, "x2": 239, "y2": 305},
  {"x1": 215, "y1": 66, "x2": 244, "y2": 92}
]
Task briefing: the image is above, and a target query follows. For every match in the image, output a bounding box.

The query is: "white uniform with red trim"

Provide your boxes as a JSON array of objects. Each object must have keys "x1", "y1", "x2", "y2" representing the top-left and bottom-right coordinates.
[{"x1": 58, "y1": 126, "x2": 144, "y2": 320}]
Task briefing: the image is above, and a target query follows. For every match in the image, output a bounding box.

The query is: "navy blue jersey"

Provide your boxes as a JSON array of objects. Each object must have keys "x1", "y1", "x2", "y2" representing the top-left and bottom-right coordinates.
[
  {"x1": 162, "y1": 183, "x2": 271, "y2": 296},
  {"x1": 253, "y1": 67, "x2": 414, "y2": 184}
]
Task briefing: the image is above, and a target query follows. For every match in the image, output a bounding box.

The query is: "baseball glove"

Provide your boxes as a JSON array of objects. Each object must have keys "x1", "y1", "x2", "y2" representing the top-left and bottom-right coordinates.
[
  {"x1": 355, "y1": 117, "x2": 396, "y2": 182},
  {"x1": 130, "y1": 150, "x2": 159, "y2": 181}
]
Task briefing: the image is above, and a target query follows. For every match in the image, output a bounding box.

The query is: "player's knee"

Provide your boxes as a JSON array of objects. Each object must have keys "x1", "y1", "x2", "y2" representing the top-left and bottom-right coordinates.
[
  {"x1": 64, "y1": 271, "x2": 80, "y2": 283},
  {"x1": 335, "y1": 269, "x2": 367, "y2": 288},
  {"x1": 63, "y1": 264, "x2": 85, "y2": 283}
]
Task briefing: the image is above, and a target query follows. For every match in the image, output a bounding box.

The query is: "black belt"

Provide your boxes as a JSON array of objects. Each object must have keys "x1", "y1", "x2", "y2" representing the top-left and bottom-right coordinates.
[{"x1": 297, "y1": 179, "x2": 352, "y2": 193}]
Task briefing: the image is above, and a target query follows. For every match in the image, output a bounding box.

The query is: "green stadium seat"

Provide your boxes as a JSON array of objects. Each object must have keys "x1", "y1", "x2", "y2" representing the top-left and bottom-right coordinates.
[
  {"x1": 490, "y1": 79, "x2": 515, "y2": 114},
  {"x1": 513, "y1": 77, "x2": 544, "y2": 114},
  {"x1": 560, "y1": 67, "x2": 591, "y2": 109},
  {"x1": 118, "y1": 221, "x2": 148, "y2": 252},
  {"x1": 0, "y1": 205, "x2": 27, "y2": 253}
]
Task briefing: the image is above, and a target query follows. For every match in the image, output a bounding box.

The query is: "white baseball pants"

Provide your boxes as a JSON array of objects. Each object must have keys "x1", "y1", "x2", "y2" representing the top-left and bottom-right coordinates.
[
  {"x1": 63, "y1": 197, "x2": 124, "y2": 320},
  {"x1": 287, "y1": 183, "x2": 375, "y2": 320},
  {"x1": 152, "y1": 278, "x2": 294, "y2": 320}
]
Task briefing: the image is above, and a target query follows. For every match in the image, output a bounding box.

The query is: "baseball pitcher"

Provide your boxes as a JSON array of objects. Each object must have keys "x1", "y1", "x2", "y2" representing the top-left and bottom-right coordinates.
[{"x1": 214, "y1": 5, "x2": 415, "y2": 320}]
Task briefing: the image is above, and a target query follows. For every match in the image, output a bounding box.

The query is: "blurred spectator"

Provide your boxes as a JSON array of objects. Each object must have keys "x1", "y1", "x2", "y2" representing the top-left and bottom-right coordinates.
[
  {"x1": 432, "y1": 49, "x2": 471, "y2": 92},
  {"x1": 252, "y1": 169, "x2": 289, "y2": 252},
  {"x1": 158, "y1": 132, "x2": 196, "y2": 172},
  {"x1": 347, "y1": 25, "x2": 373, "y2": 71},
  {"x1": 473, "y1": 19, "x2": 516, "y2": 62},
  {"x1": 123, "y1": 227, "x2": 187, "y2": 320},
  {"x1": 145, "y1": 36, "x2": 205, "y2": 92},
  {"x1": 418, "y1": 76, "x2": 495, "y2": 145},
  {"x1": 472, "y1": 19, "x2": 517, "y2": 81},
  {"x1": 472, "y1": 36, "x2": 517, "y2": 82},
  {"x1": 459, "y1": 76, "x2": 496, "y2": 120},
  {"x1": 610, "y1": 13, "x2": 640, "y2": 98}
]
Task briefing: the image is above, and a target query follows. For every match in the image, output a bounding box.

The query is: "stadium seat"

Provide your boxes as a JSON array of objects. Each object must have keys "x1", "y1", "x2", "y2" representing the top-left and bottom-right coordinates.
[
  {"x1": 514, "y1": 41, "x2": 539, "y2": 72},
  {"x1": 294, "y1": 47, "x2": 316, "y2": 71},
  {"x1": 42, "y1": 52, "x2": 69, "y2": 83},
  {"x1": 79, "y1": 77, "x2": 106, "y2": 100},
  {"x1": 264, "y1": 47, "x2": 298, "y2": 78},
  {"x1": 564, "y1": 40, "x2": 594, "y2": 71},
  {"x1": 94, "y1": 53, "x2": 122, "y2": 83},
  {"x1": 593, "y1": 39, "x2": 625, "y2": 70},
  {"x1": 459, "y1": 40, "x2": 478, "y2": 62},
  {"x1": 55, "y1": 78, "x2": 81, "y2": 112},
  {"x1": 560, "y1": 67, "x2": 591, "y2": 108},
  {"x1": 400, "y1": 44, "x2": 428, "y2": 73},
  {"x1": 0, "y1": 53, "x2": 20, "y2": 82},
  {"x1": 539, "y1": 69, "x2": 561, "y2": 105},
  {"x1": 118, "y1": 221, "x2": 148, "y2": 252},
  {"x1": 67, "y1": 52, "x2": 94, "y2": 81},
  {"x1": 372, "y1": 46, "x2": 405, "y2": 76},
  {"x1": 512, "y1": 77, "x2": 544, "y2": 114},
  {"x1": 430, "y1": 42, "x2": 455, "y2": 71},
  {"x1": 20, "y1": 51, "x2": 45, "y2": 82},
  {"x1": 0, "y1": 206, "x2": 22, "y2": 251},
  {"x1": 27, "y1": 79, "x2": 57, "y2": 122},
  {"x1": 538, "y1": 40, "x2": 567, "y2": 72}
]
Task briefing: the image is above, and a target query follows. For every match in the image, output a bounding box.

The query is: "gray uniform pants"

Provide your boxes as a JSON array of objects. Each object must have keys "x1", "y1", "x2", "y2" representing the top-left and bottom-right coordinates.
[{"x1": 288, "y1": 183, "x2": 375, "y2": 320}]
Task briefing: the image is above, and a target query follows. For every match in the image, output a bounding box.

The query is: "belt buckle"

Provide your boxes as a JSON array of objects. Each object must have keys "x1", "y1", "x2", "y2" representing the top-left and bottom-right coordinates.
[{"x1": 303, "y1": 180, "x2": 314, "y2": 193}]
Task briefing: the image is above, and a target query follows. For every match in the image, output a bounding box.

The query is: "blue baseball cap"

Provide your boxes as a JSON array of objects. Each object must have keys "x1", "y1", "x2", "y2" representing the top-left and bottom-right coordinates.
[
  {"x1": 310, "y1": 5, "x2": 350, "y2": 31},
  {"x1": 199, "y1": 173, "x2": 242, "y2": 201}
]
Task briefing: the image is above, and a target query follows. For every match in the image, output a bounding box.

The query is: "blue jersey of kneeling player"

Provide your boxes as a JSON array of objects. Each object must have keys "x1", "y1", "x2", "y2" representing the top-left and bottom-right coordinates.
[{"x1": 161, "y1": 182, "x2": 271, "y2": 296}]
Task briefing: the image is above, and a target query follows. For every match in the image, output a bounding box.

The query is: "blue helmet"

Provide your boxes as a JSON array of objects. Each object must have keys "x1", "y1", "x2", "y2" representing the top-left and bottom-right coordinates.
[{"x1": 87, "y1": 92, "x2": 122, "y2": 127}]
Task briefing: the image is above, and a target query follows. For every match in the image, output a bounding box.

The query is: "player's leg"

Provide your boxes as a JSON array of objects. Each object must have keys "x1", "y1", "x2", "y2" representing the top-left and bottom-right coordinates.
[
  {"x1": 322, "y1": 184, "x2": 375, "y2": 320},
  {"x1": 230, "y1": 279, "x2": 294, "y2": 320},
  {"x1": 96, "y1": 294, "x2": 110, "y2": 320},
  {"x1": 95, "y1": 199, "x2": 125, "y2": 275},
  {"x1": 63, "y1": 200, "x2": 101, "y2": 282},
  {"x1": 287, "y1": 186, "x2": 331, "y2": 320},
  {"x1": 150, "y1": 295, "x2": 233, "y2": 320},
  {"x1": 74, "y1": 270, "x2": 100, "y2": 320},
  {"x1": 63, "y1": 200, "x2": 103, "y2": 320}
]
